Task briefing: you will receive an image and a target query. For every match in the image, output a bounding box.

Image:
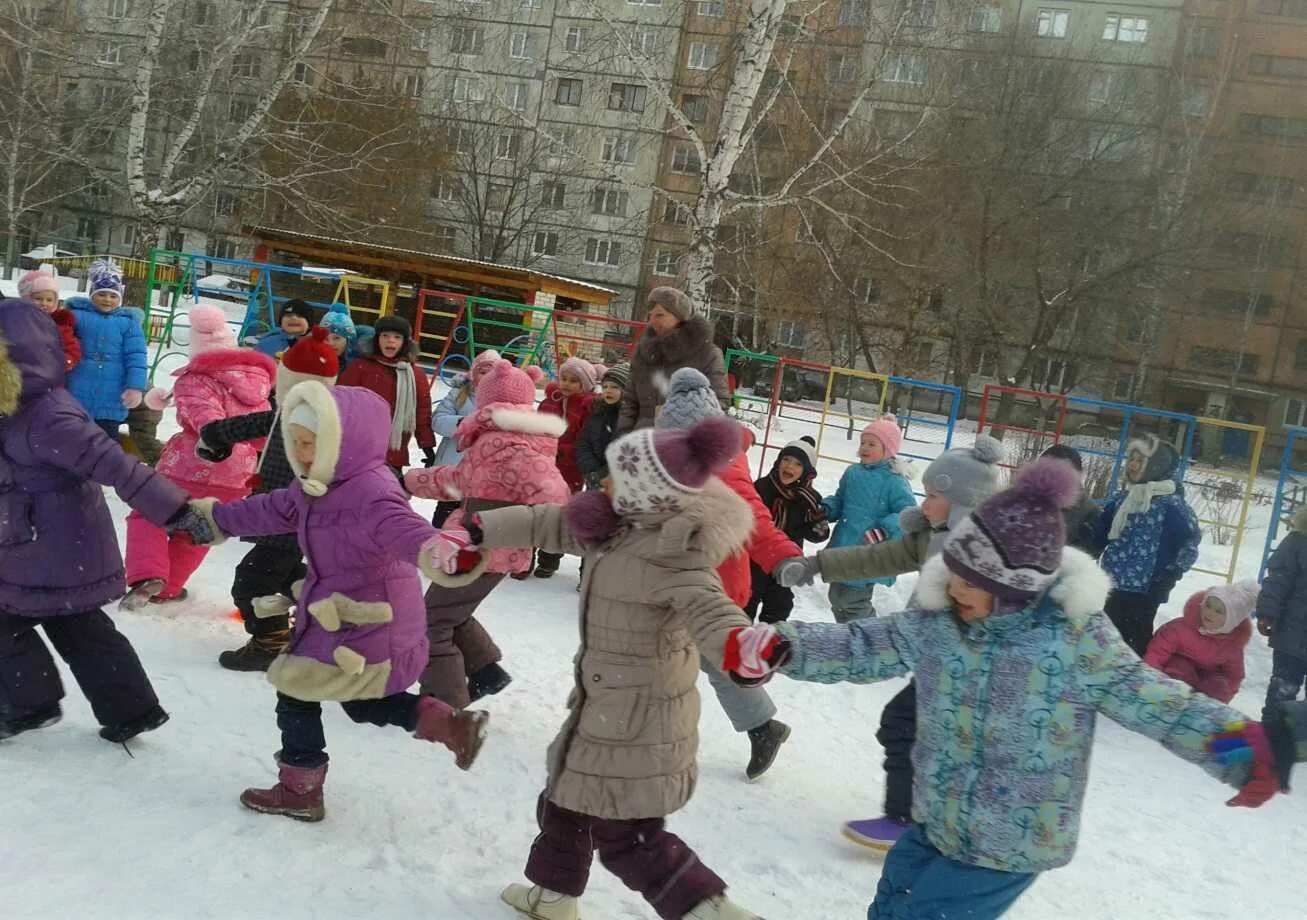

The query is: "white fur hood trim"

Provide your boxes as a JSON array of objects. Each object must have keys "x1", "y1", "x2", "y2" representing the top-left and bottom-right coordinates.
[
  {"x1": 913, "y1": 547, "x2": 1112, "y2": 622},
  {"x1": 489, "y1": 407, "x2": 568, "y2": 438}
]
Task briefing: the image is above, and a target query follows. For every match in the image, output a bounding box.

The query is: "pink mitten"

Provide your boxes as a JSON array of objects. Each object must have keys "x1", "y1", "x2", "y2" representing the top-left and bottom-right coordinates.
[
  {"x1": 421, "y1": 529, "x2": 477, "y2": 575},
  {"x1": 144, "y1": 386, "x2": 173, "y2": 412},
  {"x1": 121, "y1": 388, "x2": 144, "y2": 409}
]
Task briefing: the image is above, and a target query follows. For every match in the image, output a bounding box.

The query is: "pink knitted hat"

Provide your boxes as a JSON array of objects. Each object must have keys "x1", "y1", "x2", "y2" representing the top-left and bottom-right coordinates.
[
  {"x1": 560, "y1": 356, "x2": 606, "y2": 391},
  {"x1": 862, "y1": 414, "x2": 903, "y2": 457},
  {"x1": 469, "y1": 348, "x2": 502, "y2": 385},
  {"x1": 17, "y1": 270, "x2": 59, "y2": 299},
  {"x1": 604, "y1": 415, "x2": 741, "y2": 516},
  {"x1": 188, "y1": 304, "x2": 236, "y2": 354},
  {"x1": 475, "y1": 358, "x2": 544, "y2": 408}
]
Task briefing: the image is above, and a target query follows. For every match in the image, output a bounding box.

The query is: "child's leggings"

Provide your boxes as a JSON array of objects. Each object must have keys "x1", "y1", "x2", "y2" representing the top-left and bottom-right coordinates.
[
  {"x1": 525, "y1": 794, "x2": 727, "y2": 920},
  {"x1": 869, "y1": 825, "x2": 1037, "y2": 920},
  {"x1": 125, "y1": 483, "x2": 244, "y2": 600},
  {"x1": 0, "y1": 610, "x2": 159, "y2": 727},
  {"x1": 275, "y1": 691, "x2": 420, "y2": 768}
]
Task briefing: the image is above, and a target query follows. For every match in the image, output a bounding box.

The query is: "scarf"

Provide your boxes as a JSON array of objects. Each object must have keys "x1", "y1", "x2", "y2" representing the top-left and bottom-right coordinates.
[
  {"x1": 1108, "y1": 478, "x2": 1176, "y2": 541},
  {"x1": 764, "y1": 471, "x2": 824, "y2": 534},
  {"x1": 383, "y1": 358, "x2": 417, "y2": 452}
]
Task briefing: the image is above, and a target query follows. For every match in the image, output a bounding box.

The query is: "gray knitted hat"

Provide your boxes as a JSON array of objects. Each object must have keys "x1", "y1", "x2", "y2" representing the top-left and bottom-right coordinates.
[
  {"x1": 654, "y1": 367, "x2": 722, "y2": 430},
  {"x1": 922, "y1": 435, "x2": 1004, "y2": 516}
]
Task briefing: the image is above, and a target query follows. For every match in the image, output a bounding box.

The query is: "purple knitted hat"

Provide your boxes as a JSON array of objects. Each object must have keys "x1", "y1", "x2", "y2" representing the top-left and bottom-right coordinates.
[
  {"x1": 942, "y1": 457, "x2": 1082, "y2": 603},
  {"x1": 605, "y1": 415, "x2": 740, "y2": 515}
]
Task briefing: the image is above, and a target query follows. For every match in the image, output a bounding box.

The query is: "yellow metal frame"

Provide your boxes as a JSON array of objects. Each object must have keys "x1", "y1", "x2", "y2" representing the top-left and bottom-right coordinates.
[
  {"x1": 331, "y1": 275, "x2": 393, "y2": 321},
  {"x1": 811, "y1": 366, "x2": 891, "y2": 466},
  {"x1": 1189, "y1": 416, "x2": 1266, "y2": 583}
]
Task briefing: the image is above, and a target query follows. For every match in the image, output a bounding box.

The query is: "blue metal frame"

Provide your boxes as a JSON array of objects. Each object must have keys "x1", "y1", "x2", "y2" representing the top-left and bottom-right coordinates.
[
  {"x1": 1064, "y1": 395, "x2": 1197, "y2": 493},
  {"x1": 172, "y1": 254, "x2": 347, "y2": 341},
  {"x1": 1260, "y1": 426, "x2": 1307, "y2": 582}
]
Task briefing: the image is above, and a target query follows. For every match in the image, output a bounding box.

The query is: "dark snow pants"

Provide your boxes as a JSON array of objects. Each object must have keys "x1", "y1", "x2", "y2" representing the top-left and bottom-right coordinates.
[
  {"x1": 1265, "y1": 650, "x2": 1307, "y2": 723},
  {"x1": 127, "y1": 405, "x2": 165, "y2": 466},
  {"x1": 232, "y1": 542, "x2": 305, "y2": 637},
  {"x1": 526, "y1": 794, "x2": 727, "y2": 920},
  {"x1": 0, "y1": 610, "x2": 159, "y2": 727},
  {"x1": 745, "y1": 563, "x2": 795, "y2": 624},
  {"x1": 420, "y1": 572, "x2": 505, "y2": 708},
  {"x1": 877, "y1": 681, "x2": 917, "y2": 822},
  {"x1": 1105, "y1": 590, "x2": 1161, "y2": 658},
  {"x1": 275, "y1": 691, "x2": 420, "y2": 768}
]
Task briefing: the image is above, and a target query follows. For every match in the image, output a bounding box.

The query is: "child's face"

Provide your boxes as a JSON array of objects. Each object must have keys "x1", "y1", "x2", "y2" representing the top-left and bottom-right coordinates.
[
  {"x1": 281, "y1": 314, "x2": 310, "y2": 336},
  {"x1": 1125, "y1": 452, "x2": 1145, "y2": 484},
  {"x1": 29, "y1": 290, "x2": 59, "y2": 313},
  {"x1": 559, "y1": 371, "x2": 585, "y2": 397},
  {"x1": 948, "y1": 574, "x2": 995, "y2": 623},
  {"x1": 601, "y1": 381, "x2": 623, "y2": 405},
  {"x1": 777, "y1": 456, "x2": 805, "y2": 485},
  {"x1": 859, "y1": 433, "x2": 887, "y2": 465},
  {"x1": 1201, "y1": 595, "x2": 1228, "y2": 633},
  {"x1": 921, "y1": 489, "x2": 951, "y2": 527},
  {"x1": 90, "y1": 290, "x2": 120, "y2": 312},
  {"x1": 378, "y1": 331, "x2": 405, "y2": 358},
  {"x1": 289, "y1": 423, "x2": 317, "y2": 467},
  {"x1": 326, "y1": 332, "x2": 349, "y2": 356}
]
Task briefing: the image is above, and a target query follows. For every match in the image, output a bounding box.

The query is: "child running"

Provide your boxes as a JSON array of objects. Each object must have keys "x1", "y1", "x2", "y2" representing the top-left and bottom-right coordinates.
[
  {"x1": 121, "y1": 306, "x2": 275, "y2": 608},
  {"x1": 439, "y1": 415, "x2": 766, "y2": 920},
  {"x1": 747, "y1": 436, "x2": 829, "y2": 623},
  {"x1": 17, "y1": 269, "x2": 79, "y2": 370},
  {"x1": 65, "y1": 260, "x2": 146, "y2": 442},
  {"x1": 534, "y1": 355, "x2": 603, "y2": 578},
  {"x1": 1145, "y1": 582, "x2": 1258, "y2": 703},
  {"x1": 180, "y1": 380, "x2": 488, "y2": 820},
  {"x1": 726, "y1": 458, "x2": 1282, "y2": 919}
]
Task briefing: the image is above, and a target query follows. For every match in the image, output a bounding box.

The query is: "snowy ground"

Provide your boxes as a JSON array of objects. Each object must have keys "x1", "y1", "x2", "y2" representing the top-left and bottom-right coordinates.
[{"x1": 3, "y1": 368, "x2": 1307, "y2": 919}]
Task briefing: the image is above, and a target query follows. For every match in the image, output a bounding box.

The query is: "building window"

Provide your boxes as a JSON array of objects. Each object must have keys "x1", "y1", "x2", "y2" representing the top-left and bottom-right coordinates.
[
  {"x1": 1258, "y1": 0, "x2": 1307, "y2": 17},
  {"x1": 292, "y1": 62, "x2": 311, "y2": 85},
  {"x1": 433, "y1": 225, "x2": 457, "y2": 250},
  {"x1": 531, "y1": 231, "x2": 559, "y2": 257},
  {"x1": 564, "y1": 26, "x2": 588, "y2": 52},
  {"x1": 628, "y1": 0, "x2": 662, "y2": 6},
  {"x1": 1190, "y1": 346, "x2": 1260, "y2": 376},
  {"x1": 905, "y1": 0, "x2": 937, "y2": 27},
  {"x1": 450, "y1": 27, "x2": 483, "y2": 54},
  {"x1": 341, "y1": 37, "x2": 388, "y2": 57},
  {"x1": 600, "y1": 134, "x2": 635, "y2": 165},
  {"x1": 591, "y1": 186, "x2": 629, "y2": 216},
  {"x1": 194, "y1": 2, "x2": 213, "y2": 25},
  {"x1": 839, "y1": 0, "x2": 867, "y2": 25},
  {"x1": 670, "y1": 145, "x2": 700, "y2": 174},
  {"x1": 403, "y1": 73, "x2": 425, "y2": 98},
  {"x1": 76, "y1": 217, "x2": 97, "y2": 240},
  {"x1": 1239, "y1": 113, "x2": 1307, "y2": 140},
  {"x1": 207, "y1": 238, "x2": 239, "y2": 261},
  {"x1": 881, "y1": 52, "x2": 927, "y2": 85},
  {"x1": 554, "y1": 78, "x2": 583, "y2": 106},
  {"x1": 229, "y1": 97, "x2": 253, "y2": 121},
  {"x1": 453, "y1": 76, "x2": 484, "y2": 103},
  {"x1": 521, "y1": 0, "x2": 541, "y2": 8},
  {"x1": 494, "y1": 133, "x2": 521, "y2": 159},
  {"x1": 827, "y1": 53, "x2": 855, "y2": 83},
  {"x1": 1185, "y1": 25, "x2": 1220, "y2": 59},
  {"x1": 215, "y1": 191, "x2": 237, "y2": 217},
  {"x1": 504, "y1": 82, "x2": 529, "y2": 112},
  {"x1": 1111, "y1": 373, "x2": 1136, "y2": 401},
  {"x1": 584, "y1": 238, "x2": 621, "y2": 266},
  {"x1": 698, "y1": 0, "x2": 725, "y2": 14},
  {"x1": 410, "y1": 27, "x2": 430, "y2": 52},
  {"x1": 688, "y1": 42, "x2": 718, "y2": 70},
  {"x1": 608, "y1": 82, "x2": 648, "y2": 113},
  {"x1": 1295, "y1": 341, "x2": 1307, "y2": 370},
  {"x1": 1201, "y1": 288, "x2": 1274, "y2": 316},
  {"x1": 968, "y1": 4, "x2": 1002, "y2": 31},
  {"x1": 108, "y1": 0, "x2": 130, "y2": 20},
  {"x1": 432, "y1": 176, "x2": 458, "y2": 201},
  {"x1": 776, "y1": 320, "x2": 806, "y2": 349},
  {"x1": 509, "y1": 31, "x2": 533, "y2": 59},
  {"x1": 662, "y1": 199, "x2": 691, "y2": 225},
  {"x1": 486, "y1": 183, "x2": 510, "y2": 210},
  {"x1": 653, "y1": 249, "x2": 680, "y2": 275},
  {"x1": 633, "y1": 28, "x2": 658, "y2": 55},
  {"x1": 1036, "y1": 8, "x2": 1070, "y2": 38},
  {"x1": 540, "y1": 181, "x2": 566, "y2": 208},
  {"x1": 1102, "y1": 14, "x2": 1149, "y2": 43},
  {"x1": 1183, "y1": 84, "x2": 1211, "y2": 117},
  {"x1": 1249, "y1": 54, "x2": 1307, "y2": 80},
  {"x1": 1226, "y1": 172, "x2": 1296, "y2": 201},
  {"x1": 680, "y1": 93, "x2": 707, "y2": 124},
  {"x1": 99, "y1": 42, "x2": 122, "y2": 64}
]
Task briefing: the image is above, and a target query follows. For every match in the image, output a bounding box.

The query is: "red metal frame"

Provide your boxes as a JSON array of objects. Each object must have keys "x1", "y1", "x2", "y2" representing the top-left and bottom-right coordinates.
[
  {"x1": 414, "y1": 289, "x2": 468, "y2": 367},
  {"x1": 550, "y1": 309, "x2": 648, "y2": 368},
  {"x1": 976, "y1": 383, "x2": 1068, "y2": 468}
]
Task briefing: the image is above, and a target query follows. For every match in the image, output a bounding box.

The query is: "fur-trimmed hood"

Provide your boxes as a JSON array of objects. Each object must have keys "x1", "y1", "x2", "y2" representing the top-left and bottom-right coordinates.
[
  {"x1": 282, "y1": 381, "x2": 390, "y2": 496},
  {"x1": 635, "y1": 314, "x2": 716, "y2": 367},
  {"x1": 914, "y1": 546, "x2": 1112, "y2": 624},
  {"x1": 564, "y1": 476, "x2": 753, "y2": 567},
  {"x1": 172, "y1": 348, "x2": 275, "y2": 407},
  {"x1": 454, "y1": 402, "x2": 567, "y2": 452}
]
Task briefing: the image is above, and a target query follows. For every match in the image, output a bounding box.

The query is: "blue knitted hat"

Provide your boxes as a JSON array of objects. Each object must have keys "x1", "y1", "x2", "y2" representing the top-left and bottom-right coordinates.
[
  {"x1": 87, "y1": 259, "x2": 124, "y2": 301},
  {"x1": 320, "y1": 302, "x2": 357, "y2": 342},
  {"x1": 653, "y1": 367, "x2": 722, "y2": 431}
]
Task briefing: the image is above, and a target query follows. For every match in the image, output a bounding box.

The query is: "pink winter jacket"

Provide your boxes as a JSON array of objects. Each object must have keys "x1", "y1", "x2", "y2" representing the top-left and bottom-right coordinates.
[
  {"x1": 405, "y1": 402, "x2": 570, "y2": 574},
  {"x1": 155, "y1": 349, "x2": 276, "y2": 495},
  {"x1": 1144, "y1": 591, "x2": 1251, "y2": 703}
]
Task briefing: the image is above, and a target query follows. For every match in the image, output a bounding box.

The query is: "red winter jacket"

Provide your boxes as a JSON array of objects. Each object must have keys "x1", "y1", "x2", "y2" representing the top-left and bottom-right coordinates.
[
  {"x1": 51, "y1": 308, "x2": 81, "y2": 371},
  {"x1": 1144, "y1": 591, "x2": 1251, "y2": 703},
  {"x1": 715, "y1": 432, "x2": 802, "y2": 607},
  {"x1": 539, "y1": 382, "x2": 593, "y2": 492},
  {"x1": 337, "y1": 354, "x2": 435, "y2": 469}
]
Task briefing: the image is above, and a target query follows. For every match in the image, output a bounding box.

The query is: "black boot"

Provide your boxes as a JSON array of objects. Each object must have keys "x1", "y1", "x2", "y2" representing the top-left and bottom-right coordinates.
[
  {"x1": 745, "y1": 719, "x2": 791, "y2": 781},
  {"x1": 0, "y1": 703, "x2": 62, "y2": 741},
  {"x1": 467, "y1": 662, "x2": 513, "y2": 703},
  {"x1": 99, "y1": 704, "x2": 169, "y2": 743},
  {"x1": 218, "y1": 630, "x2": 290, "y2": 672}
]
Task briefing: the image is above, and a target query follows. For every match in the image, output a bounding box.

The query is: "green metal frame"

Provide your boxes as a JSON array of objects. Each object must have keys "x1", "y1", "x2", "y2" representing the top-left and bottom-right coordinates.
[
  {"x1": 465, "y1": 296, "x2": 555, "y2": 368},
  {"x1": 724, "y1": 347, "x2": 781, "y2": 411}
]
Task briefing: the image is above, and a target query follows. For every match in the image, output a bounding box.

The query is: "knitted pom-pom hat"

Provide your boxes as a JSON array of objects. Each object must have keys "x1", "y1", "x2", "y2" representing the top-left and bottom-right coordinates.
[
  {"x1": 475, "y1": 358, "x2": 544, "y2": 408},
  {"x1": 17, "y1": 269, "x2": 59, "y2": 299},
  {"x1": 275, "y1": 326, "x2": 339, "y2": 400},
  {"x1": 320, "y1": 302, "x2": 357, "y2": 343},
  {"x1": 654, "y1": 367, "x2": 722, "y2": 430},
  {"x1": 921, "y1": 434, "x2": 1004, "y2": 514},
  {"x1": 862, "y1": 414, "x2": 902, "y2": 458},
  {"x1": 942, "y1": 456, "x2": 1082, "y2": 604},
  {"x1": 188, "y1": 304, "x2": 236, "y2": 354},
  {"x1": 605, "y1": 415, "x2": 741, "y2": 516},
  {"x1": 469, "y1": 348, "x2": 502, "y2": 384},
  {"x1": 87, "y1": 259, "x2": 124, "y2": 301}
]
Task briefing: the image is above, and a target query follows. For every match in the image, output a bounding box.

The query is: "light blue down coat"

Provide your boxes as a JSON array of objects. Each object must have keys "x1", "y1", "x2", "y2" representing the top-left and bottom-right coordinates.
[
  {"x1": 430, "y1": 378, "x2": 476, "y2": 467},
  {"x1": 820, "y1": 459, "x2": 917, "y2": 588},
  {"x1": 64, "y1": 296, "x2": 147, "y2": 423}
]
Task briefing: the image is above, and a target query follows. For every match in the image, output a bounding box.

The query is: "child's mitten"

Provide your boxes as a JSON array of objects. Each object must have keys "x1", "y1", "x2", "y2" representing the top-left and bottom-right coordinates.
[
  {"x1": 166, "y1": 502, "x2": 221, "y2": 546},
  {"x1": 774, "y1": 556, "x2": 820, "y2": 588},
  {"x1": 421, "y1": 447, "x2": 437, "y2": 468},
  {"x1": 121, "y1": 388, "x2": 144, "y2": 409},
  {"x1": 195, "y1": 422, "x2": 232, "y2": 462},
  {"x1": 1207, "y1": 721, "x2": 1281, "y2": 808},
  {"x1": 422, "y1": 529, "x2": 480, "y2": 575},
  {"x1": 723, "y1": 624, "x2": 792, "y2": 686},
  {"x1": 862, "y1": 527, "x2": 889, "y2": 545},
  {"x1": 144, "y1": 387, "x2": 173, "y2": 412}
]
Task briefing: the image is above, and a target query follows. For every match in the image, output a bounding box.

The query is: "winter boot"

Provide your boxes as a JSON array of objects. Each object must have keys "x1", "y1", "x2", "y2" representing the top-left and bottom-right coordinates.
[
  {"x1": 99, "y1": 704, "x2": 170, "y2": 743},
  {"x1": 413, "y1": 696, "x2": 489, "y2": 770},
  {"x1": 745, "y1": 719, "x2": 791, "y2": 781},
  {"x1": 532, "y1": 565, "x2": 557, "y2": 579},
  {"x1": 467, "y1": 662, "x2": 513, "y2": 703},
  {"x1": 240, "y1": 760, "x2": 327, "y2": 822},
  {"x1": 0, "y1": 703, "x2": 62, "y2": 741},
  {"x1": 685, "y1": 895, "x2": 764, "y2": 919},
  {"x1": 149, "y1": 588, "x2": 189, "y2": 604},
  {"x1": 218, "y1": 630, "x2": 290, "y2": 672},
  {"x1": 510, "y1": 571, "x2": 531, "y2": 581},
  {"x1": 842, "y1": 816, "x2": 910, "y2": 851},
  {"x1": 500, "y1": 883, "x2": 580, "y2": 920},
  {"x1": 119, "y1": 578, "x2": 165, "y2": 612}
]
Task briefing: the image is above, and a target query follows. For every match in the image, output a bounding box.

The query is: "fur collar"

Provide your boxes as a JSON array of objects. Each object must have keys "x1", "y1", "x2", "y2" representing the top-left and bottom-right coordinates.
[
  {"x1": 178, "y1": 348, "x2": 276, "y2": 378},
  {"x1": 0, "y1": 335, "x2": 19, "y2": 417},
  {"x1": 636, "y1": 314, "x2": 715, "y2": 366},
  {"x1": 914, "y1": 547, "x2": 1111, "y2": 623},
  {"x1": 487, "y1": 406, "x2": 568, "y2": 437}
]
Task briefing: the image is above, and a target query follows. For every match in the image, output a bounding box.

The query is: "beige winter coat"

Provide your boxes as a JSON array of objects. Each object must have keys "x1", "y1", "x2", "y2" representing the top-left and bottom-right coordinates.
[{"x1": 477, "y1": 479, "x2": 754, "y2": 820}]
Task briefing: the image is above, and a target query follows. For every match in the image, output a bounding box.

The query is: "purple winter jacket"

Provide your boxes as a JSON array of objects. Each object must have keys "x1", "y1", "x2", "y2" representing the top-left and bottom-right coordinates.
[
  {"x1": 0, "y1": 300, "x2": 187, "y2": 616},
  {"x1": 211, "y1": 384, "x2": 435, "y2": 701}
]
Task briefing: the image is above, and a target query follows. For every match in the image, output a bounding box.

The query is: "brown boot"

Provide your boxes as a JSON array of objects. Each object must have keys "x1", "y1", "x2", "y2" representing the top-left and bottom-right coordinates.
[
  {"x1": 218, "y1": 630, "x2": 290, "y2": 672},
  {"x1": 413, "y1": 696, "x2": 489, "y2": 770},
  {"x1": 240, "y1": 760, "x2": 326, "y2": 822}
]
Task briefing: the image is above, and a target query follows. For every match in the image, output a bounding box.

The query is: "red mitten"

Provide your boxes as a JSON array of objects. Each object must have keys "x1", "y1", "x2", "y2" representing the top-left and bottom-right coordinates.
[
  {"x1": 1208, "y1": 721, "x2": 1282, "y2": 809},
  {"x1": 723, "y1": 624, "x2": 790, "y2": 685}
]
